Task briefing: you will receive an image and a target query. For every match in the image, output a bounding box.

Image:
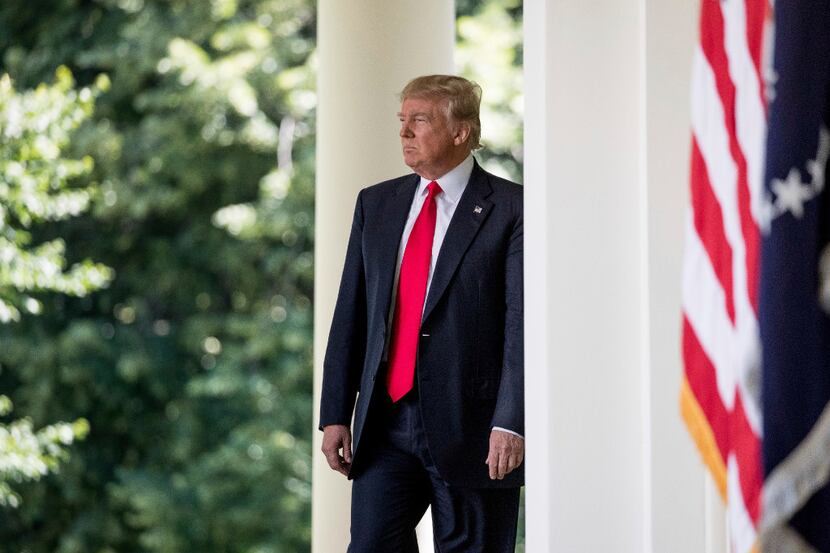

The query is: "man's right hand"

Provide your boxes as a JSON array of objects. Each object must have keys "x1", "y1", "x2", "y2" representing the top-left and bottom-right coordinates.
[{"x1": 321, "y1": 424, "x2": 352, "y2": 477}]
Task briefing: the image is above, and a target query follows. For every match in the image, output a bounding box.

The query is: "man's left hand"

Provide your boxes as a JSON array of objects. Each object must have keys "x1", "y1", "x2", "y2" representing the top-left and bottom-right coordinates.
[{"x1": 486, "y1": 429, "x2": 524, "y2": 480}]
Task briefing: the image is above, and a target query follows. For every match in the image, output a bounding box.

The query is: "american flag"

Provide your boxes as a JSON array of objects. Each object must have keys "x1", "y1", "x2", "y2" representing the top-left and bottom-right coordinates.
[
  {"x1": 758, "y1": 1, "x2": 830, "y2": 551},
  {"x1": 680, "y1": 0, "x2": 771, "y2": 551}
]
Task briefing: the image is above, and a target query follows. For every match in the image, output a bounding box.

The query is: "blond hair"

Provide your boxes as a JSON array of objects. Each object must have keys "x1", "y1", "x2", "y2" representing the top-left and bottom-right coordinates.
[{"x1": 400, "y1": 75, "x2": 483, "y2": 150}]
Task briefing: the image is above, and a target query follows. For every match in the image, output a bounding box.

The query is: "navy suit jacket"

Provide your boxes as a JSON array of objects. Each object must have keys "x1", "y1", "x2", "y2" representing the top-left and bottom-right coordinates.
[{"x1": 319, "y1": 160, "x2": 524, "y2": 489}]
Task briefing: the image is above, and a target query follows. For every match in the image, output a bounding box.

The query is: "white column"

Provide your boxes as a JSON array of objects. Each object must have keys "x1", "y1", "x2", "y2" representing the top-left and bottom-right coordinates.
[
  {"x1": 525, "y1": 1, "x2": 647, "y2": 549},
  {"x1": 524, "y1": 1, "x2": 706, "y2": 552},
  {"x1": 313, "y1": 2, "x2": 454, "y2": 552}
]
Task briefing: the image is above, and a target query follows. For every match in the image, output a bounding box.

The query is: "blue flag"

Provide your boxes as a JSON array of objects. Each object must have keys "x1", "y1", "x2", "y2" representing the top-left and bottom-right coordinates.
[{"x1": 760, "y1": 2, "x2": 830, "y2": 551}]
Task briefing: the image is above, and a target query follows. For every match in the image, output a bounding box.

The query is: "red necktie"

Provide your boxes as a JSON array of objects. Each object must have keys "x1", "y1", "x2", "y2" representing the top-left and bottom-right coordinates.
[{"x1": 386, "y1": 181, "x2": 442, "y2": 402}]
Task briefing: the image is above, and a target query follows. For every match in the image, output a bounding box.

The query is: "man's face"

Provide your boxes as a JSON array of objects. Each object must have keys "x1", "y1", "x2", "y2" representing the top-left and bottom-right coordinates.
[{"x1": 398, "y1": 96, "x2": 459, "y2": 178}]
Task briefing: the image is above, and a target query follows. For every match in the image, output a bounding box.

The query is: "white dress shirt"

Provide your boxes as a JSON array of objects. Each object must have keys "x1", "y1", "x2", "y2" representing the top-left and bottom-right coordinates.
[
  {"x1": 384, "y1": 154, "x2": 522, "y2": 439},
  {"x1": 392, "y1": 154, "x2": 475, "y2": 306}
]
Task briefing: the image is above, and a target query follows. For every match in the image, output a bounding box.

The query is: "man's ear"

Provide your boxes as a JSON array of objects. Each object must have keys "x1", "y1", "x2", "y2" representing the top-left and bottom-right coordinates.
[{"x1": 453, "y1": 122, "x2": 471, "y2": 146}]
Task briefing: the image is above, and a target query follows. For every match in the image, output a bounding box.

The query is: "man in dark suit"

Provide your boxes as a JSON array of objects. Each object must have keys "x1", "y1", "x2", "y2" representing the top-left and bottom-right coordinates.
[{"x1": 319, "y1": 75, "x2": 524, "y2": 552}]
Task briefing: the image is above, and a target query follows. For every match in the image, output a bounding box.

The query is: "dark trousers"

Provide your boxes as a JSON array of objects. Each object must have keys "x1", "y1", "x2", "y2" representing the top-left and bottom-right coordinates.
[{"x1": 348, "y1": 384, "x2": 520, "y2": 553}]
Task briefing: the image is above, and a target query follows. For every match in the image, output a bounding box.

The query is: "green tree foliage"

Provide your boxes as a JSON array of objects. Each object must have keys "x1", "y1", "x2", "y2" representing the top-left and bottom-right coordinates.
[
  {"x1": 0, "y1": 67, "x2": 113, "y2": 322},
  {"x1": 0, "y1": 395, "x2": 90, "y2": 510},
  {"x1": 0, "y1": 67, "x2": 108, "y2": 512},
  {"x1": 457, "y1": 0, "x2": 523, "y2": 183},
  {"x1": 0, "y1": 1, "x2": 315, "y2": 551}
]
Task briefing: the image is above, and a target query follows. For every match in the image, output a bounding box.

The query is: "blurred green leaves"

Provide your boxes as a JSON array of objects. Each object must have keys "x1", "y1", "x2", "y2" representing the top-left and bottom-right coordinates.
[
  {"x1": 0, "y1": 1, "x2": 314, "y2": 551},
  {"x1": 0, "y1": 67, "x2": 106, "y2": 512},
  {"x1": 0, "y1": 395, "x2": 90, "y2": 509},
  {"x1": 0, "y1": 68, "x2": 114, "y2": 322},
  {"x1": 457, "y1": 0, "x2": 523, "y2": 182}
]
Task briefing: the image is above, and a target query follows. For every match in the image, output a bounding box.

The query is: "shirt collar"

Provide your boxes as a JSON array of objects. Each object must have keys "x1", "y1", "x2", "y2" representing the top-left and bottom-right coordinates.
[{"x1": 417, "y1": 154, "x2": 474, "y2": 204}]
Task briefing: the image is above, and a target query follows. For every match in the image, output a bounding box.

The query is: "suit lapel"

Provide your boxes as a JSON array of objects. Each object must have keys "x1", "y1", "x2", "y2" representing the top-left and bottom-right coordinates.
[
  {"x1": 422, "y1": 162, "x2": 493, "y2": 323},
  {"x1": 369, "y1": 174, "x2": 419, "y2": 328}
]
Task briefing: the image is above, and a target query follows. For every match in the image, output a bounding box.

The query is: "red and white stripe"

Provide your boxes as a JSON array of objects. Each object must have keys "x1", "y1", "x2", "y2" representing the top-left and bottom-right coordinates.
[{"x1": 681, "y1": 1, "x2": 771, "y2": 552}]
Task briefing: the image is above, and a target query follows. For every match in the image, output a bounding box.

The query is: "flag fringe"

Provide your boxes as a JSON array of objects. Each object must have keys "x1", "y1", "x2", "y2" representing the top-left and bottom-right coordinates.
[
  {"x1": 680, "y1": 375, "x2": 728, "y2": 500},
  {"x1": 761, "y1": 397, "x2": 830, "y2": 533},
  {"x1": 761, "y1": 523, "x2": 820, "y2": 553}
]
